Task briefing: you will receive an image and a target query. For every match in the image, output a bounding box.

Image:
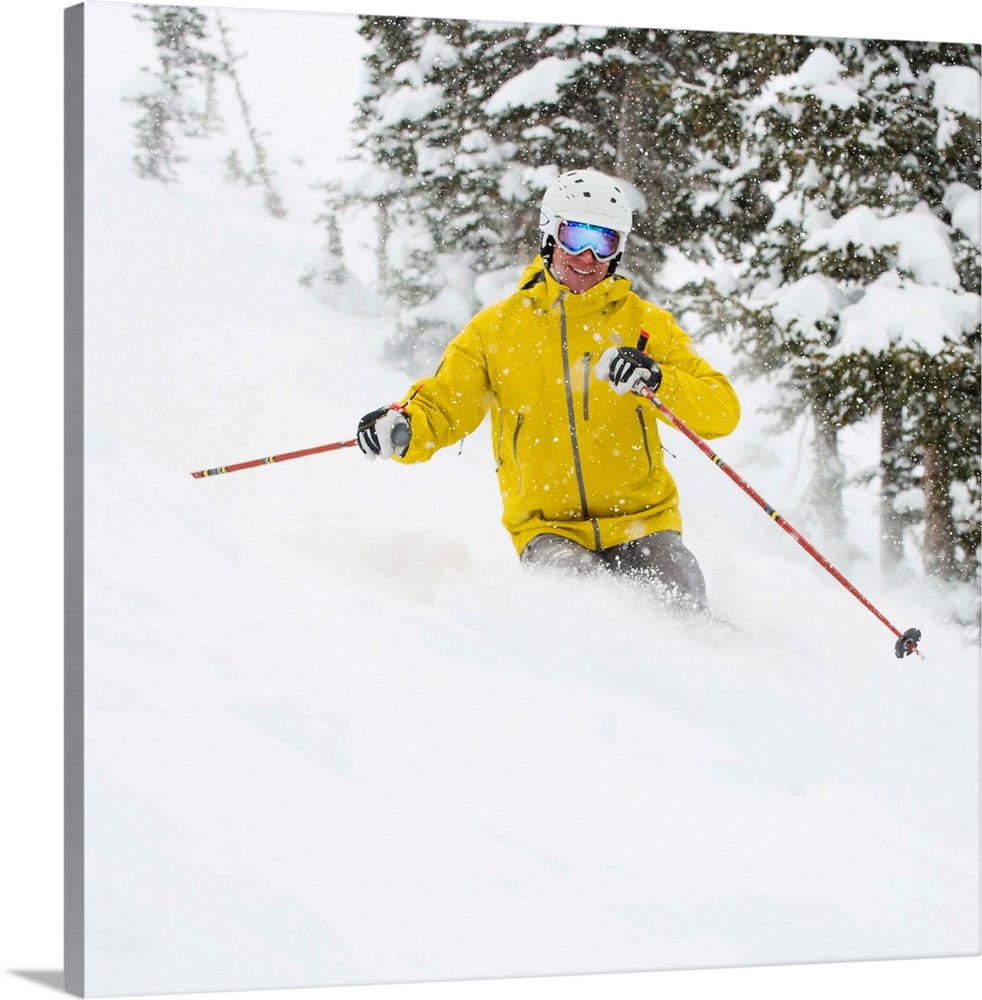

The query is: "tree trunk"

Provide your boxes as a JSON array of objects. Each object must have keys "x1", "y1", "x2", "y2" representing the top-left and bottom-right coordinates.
[
  {"x1": 923, "y1": 444, "x2": 956, "y2": 579},
  {"x1": 376, "y1": 196, "x2": 392, "y2": 294},
  {"x1": 879, "y1": 400, "x2": 905, "y2": 579},
  {"x1": 615, "y1": 73, "x2": 647, "y2": 184}
]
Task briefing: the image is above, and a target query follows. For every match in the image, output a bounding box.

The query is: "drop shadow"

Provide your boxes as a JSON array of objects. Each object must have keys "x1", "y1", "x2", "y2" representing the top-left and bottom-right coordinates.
[{"x1": 9, "y1": 971, "x2": 67, "y2": 994}]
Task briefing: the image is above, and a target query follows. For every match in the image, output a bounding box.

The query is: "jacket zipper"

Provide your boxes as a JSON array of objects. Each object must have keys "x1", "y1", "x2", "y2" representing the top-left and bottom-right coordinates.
[
  {"x1": 636, "y1": 406, "x2": 652, "y2": 470},
  {"x1": 582, "y1": 353, "x2": 591, "y2": 420},
  {"x1": 512, "y1": 412, "x2": 524, "y2": 493},
  {"x1": 559, "y1": 296, "x2": 602, "y2": 550}
]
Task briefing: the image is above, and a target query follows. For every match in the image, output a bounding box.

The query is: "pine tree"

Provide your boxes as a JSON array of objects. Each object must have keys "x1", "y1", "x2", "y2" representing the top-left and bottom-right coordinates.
[
  {"x1": 667, "y1": 36, "x2": 981, "y2": 583},
  {"x1": 215, "y1": 12, "x2": 288, "y2": 218},
  {"x1": 128, "y1": 5, "x2": 223, "y2": 183},
  {"x1": 350, "y1": 16, "x2": 470, "y2": 367},
  {"x1": 346, "y1": 17, "x2": 747, "y2": 361},
  {"x1": 342, "y1": 17, "x2": 980, "y2": 588},
  {"x1": 128, "y1": 5, "x2": 287, "y2": 217}
]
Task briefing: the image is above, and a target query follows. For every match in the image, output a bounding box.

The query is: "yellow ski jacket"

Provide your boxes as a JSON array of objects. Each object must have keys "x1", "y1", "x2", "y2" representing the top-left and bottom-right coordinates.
[{"x1": 396, "y1": 257, "x2": 740, "y2": 555}]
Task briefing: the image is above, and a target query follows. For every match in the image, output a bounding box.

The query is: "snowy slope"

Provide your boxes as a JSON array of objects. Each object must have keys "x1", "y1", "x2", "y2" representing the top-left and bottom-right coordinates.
[{"x1": 77, "y1": 4, "x2": 979, "y2": 997}]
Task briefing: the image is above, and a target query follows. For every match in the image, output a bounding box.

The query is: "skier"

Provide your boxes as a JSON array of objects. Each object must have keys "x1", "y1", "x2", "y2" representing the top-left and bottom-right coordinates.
[{"x1": 356, "y1": 169, "x2": 740, "y2": 615}]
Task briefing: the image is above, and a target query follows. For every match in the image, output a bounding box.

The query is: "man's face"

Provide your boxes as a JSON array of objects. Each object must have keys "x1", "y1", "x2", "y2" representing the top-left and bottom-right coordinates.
[{"x1": 550, "y1": 243, "x2": 610, "y2": 294}]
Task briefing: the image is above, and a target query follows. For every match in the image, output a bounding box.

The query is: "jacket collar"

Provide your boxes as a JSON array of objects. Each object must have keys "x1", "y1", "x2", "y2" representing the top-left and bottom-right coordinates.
[{"x1": 518, "y1": 256, "x2": 632, "y2": 313}]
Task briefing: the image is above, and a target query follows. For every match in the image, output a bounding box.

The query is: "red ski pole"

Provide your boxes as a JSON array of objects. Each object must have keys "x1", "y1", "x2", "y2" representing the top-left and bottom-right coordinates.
[
  {"x1": 190, "y1": 437, "x2": 358, "y2": 478},
  {"x1": 634, "y1": 332, "x2": 922, "y2": 659}
]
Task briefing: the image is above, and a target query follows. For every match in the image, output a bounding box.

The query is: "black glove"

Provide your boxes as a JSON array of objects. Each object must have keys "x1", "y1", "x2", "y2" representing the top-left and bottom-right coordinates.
[
  {"x1": 595, "y1": 346, "x2": 662, "y2": 395},
  {"x1": 357, "y1": 405, "x2": 412, "y2": 460}
]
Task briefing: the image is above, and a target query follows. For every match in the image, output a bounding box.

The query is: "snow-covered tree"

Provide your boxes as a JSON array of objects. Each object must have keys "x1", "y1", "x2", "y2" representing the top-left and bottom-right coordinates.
[
  {"x1": 347, "y1": 18, "x2": 723, "y2": 361},
  {"x1": 349, "y1": 17, "x2": 471, "y2": 367},
  {"x1": 342, "y1": 18, "x2": 980, "y2": 585},
  {"x1": 127, "y1": 5, "x2": 286, "y2": 217},
  {"x1": 214, "y1": 12, "x2": 287, "y2": 218},
  {"x1": 128, "y1": 5, "x2": 224, "y2": 182},
  {"x1": 665, "y1": 37, "x2": 981, "y2": 583}
]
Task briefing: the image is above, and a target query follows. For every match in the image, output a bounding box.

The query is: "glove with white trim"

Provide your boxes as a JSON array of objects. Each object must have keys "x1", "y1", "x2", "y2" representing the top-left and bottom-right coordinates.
[
  {"x1": 357, "y1": 404, "x2": 412, "y2": 460},
  {"x1": 595, "y1": 346, "x2": 662, "y2": 396}
]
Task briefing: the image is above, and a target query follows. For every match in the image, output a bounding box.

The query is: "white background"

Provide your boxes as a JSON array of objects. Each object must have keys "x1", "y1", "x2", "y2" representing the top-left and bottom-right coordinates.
[{"x1": 3, "y1": 2, "x2": 979, "y2": 999}]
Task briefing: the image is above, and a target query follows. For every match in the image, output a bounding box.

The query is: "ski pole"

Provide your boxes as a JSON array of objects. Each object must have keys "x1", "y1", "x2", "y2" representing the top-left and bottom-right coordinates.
[
  {"x1": 190, "y1": 437, "x2": 358, "y2": 478},
  {"x1": 634, "y1": 331, "x2": 922, "y2": 659}
]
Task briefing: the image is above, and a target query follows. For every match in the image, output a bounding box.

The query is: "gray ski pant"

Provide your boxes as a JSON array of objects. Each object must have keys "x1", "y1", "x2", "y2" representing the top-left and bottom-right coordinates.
[{"x1": 519, "y1": 530, "x2": 709, "y2": 614}]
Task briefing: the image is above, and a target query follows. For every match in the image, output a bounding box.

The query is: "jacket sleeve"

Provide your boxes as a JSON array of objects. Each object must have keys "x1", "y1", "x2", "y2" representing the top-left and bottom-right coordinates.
[
  {"x1": 645, "y1": 309, "x2": 740, "y2": 440},
  {"x1": 395, "y1": 321, "x2": 494, "y2": 464}
]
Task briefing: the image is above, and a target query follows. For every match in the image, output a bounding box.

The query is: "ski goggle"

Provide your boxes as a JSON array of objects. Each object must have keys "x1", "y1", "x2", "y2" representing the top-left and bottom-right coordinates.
[{"x1": 556, "y1": 219, "x2": 623, "y2": 261}]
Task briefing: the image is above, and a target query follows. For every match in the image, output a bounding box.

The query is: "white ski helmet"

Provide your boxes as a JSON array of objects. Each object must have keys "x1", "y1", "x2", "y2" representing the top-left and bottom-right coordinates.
[{"x1": 539, "y1": 169, "x2": 633, "y2": 272}]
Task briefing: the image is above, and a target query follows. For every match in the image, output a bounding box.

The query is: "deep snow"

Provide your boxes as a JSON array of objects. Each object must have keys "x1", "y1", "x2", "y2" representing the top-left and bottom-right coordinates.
[{"x1": 76, "y1": 3, "x2": 979, "y2": 997}]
